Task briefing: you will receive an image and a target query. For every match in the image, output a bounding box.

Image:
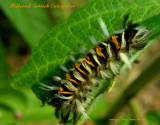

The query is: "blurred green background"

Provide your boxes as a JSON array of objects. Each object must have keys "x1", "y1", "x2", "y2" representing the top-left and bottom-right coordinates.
[{"x1": 0, "y1": 0, "x2": 160, "y2": 125}]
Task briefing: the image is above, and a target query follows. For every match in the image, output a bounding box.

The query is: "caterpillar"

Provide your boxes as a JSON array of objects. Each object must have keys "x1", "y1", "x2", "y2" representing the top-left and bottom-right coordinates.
[{"x1": 39, "y1": 14, "x2": 151, "y2": 124}]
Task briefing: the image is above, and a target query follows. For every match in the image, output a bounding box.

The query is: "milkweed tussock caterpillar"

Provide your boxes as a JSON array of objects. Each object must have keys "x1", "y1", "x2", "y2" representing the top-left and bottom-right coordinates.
[{"x1": 39, "y1": 15, "x2": 151, "y2": 124}]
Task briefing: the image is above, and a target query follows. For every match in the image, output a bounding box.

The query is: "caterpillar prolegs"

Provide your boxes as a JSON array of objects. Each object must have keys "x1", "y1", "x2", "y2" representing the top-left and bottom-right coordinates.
[{"x1": 39, "y1": 15, "x2": 151, "y2": 124}]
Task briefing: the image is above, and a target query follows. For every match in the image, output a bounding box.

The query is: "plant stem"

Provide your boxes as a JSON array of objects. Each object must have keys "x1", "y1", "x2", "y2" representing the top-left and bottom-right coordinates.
[
  {"x1": 96, "y1": 55, "x2": 160, "y2": 124},
  {"x1": 129, "y1": 98, "x2": 147, "y2": 125}
]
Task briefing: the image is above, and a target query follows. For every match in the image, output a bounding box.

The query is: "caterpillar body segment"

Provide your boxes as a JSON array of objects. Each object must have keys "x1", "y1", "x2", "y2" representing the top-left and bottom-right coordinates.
[{"x1": 39, "y1": 15, "x2": 151, "y2": 124}]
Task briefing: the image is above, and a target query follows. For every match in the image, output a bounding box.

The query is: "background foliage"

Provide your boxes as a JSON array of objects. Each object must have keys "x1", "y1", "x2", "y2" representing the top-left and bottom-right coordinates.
[{"x1": 0, "y1": 0, "x2": 160, "y2": 125}]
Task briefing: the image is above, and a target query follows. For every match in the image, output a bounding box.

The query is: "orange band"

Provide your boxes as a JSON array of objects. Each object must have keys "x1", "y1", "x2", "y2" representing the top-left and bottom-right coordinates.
[
  {"x1": 75, "y1": 63, "x2": 87, "y2": 76},
  {"x1": 96, "y1": 46, "x2": 106, "y2": 58},
  {"x1": 112, "y1": 36, "x2": 120, "y2": 49},
  {"x1": 59, "y1": 91, "x2": 73, "y2": 94},
  {"x1": 66, "y1": 74, "x2": 79, "y2": 85},
  {"x1": 85, "y1": 56, "x2": 95, "y2": 67},
  {"x1": 59, "y1": 86, "x2": 73, "y2": 94}
]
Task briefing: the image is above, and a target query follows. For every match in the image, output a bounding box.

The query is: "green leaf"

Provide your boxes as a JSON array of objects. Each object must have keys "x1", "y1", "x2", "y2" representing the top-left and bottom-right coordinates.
[
  {"x1": 0, "y1": 43, "x2": 57, "y2": 123},
  {"x1": 11, "y1": 0, "x2": 160, "y2": 123},
  {"x1": 11, "y1": 0, "x2": 160, "y2": 89},
  {"x1": 0, "y1": 0, "x2": 52, "y2": 47},
  {"x1": 0, "y1": 41, "x2": 9, "y2": 88},
  {"x1": 146, "y1": 111, "x2": 160, "y2": 125},
  {"x1": 117, "y1": 115, "x2": 132, "y2": 125},
  {"x1": 0, "y1": 88, "x2": 58, "y2": 124},
  {"x1": 89, "y1": 94, "x2": 108, "y2": 120}
]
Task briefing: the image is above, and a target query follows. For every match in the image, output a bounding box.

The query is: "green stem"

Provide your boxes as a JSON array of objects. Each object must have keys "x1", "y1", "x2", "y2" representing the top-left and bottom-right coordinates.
[
  {"x1": 96, "y1": 55, "x2": 160, "y2": 124},
  {"x1": 129, "y1": 98, "x2": 147, "y2": 125},
  {"x1": 75, "y1": 39, "x2": 158, "y2": 125}
]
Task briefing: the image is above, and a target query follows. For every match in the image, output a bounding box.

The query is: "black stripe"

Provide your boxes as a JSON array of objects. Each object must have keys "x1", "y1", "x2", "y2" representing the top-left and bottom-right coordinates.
[
  {"x1": 61, "y1": 84, "x2": 73, "y2": 93},
  {"x1": 96, "y1": 42, "x2": 108, "y2": 63},
  {"x1": 107, "y1": 41, "x2": 118, "y2": 58},
  {"x1": 87, "y1": 53, "x2": 99, "y2": 67},
  {"x1": 75, "y1": 64, "x2": 88, "y2": 77},
  {"x1": 69, "y1": 70, "x2": 80, "y2": 87}
]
